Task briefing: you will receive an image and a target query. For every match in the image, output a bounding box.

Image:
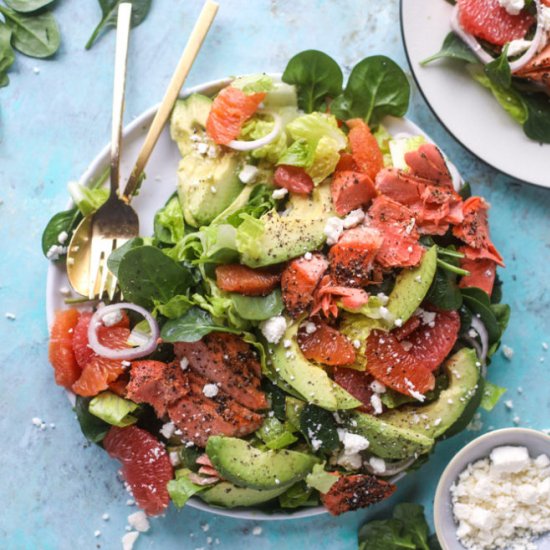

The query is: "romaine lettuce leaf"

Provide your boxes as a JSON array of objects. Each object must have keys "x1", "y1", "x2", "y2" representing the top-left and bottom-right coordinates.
[
  {"x1": 167, "y1": 469, "x2": 206, "y2": 507},
  {"x1": 154, "y1": 195, "x2": 185, "y2": 245},
  {"x1": 68, "y1": 182, "x2": 109, "y2": 216},
  {"x1": 88, "y1": 392, "x2": 139, "y2": 427},
  {"x1": 278, "y1": 481, "x2": 318, "y2": 508},
  {"x1": 305, "y1": 463, "x2": 339, "y2": 494},
  {"x1": 389, "y1": 135, "x2": 426, "y2": 170},
  {"x1": 240, "y1": 117, "x2": 288, "y2": 163},
  {"x1": 256, "y1": 417, "x2": 298, "y2": 450},
  {"x1": 480, "y1": 380, "x2": 507, "y2": 411},
  {"x1": 232, "y1": 74, "x2": 274, "y2": 94}
]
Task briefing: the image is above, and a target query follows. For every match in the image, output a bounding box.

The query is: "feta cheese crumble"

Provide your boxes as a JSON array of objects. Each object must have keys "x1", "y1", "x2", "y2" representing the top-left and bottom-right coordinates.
[
  {"x1": 127, "y1": 511, "x2": 150, "y2": 533},
  {"x1": 336, "y1": 430, "x2": 370, "y2": 470},
  {"x1": 238, "y1": 164, "x2": 259, "y2": 184},
  {"x1": 252, "y1": 526, "x2": 263, "y2": 536},
  {"x1": 368, "y1": 457, "x2": 386, "y2": 474},
  {"x1": 450, "y1": 446, "x2": 550, "y2": 550},
  {"x1": 102, "y1": 309, "x2": 123, "y2": 327},
  {"x1": 122, "y1": 531, "x2": 140, "y2": 550},
  {"x1": 343, "y1": 208, "x2": 365, "y2": 229},
  {"x1": 502, "y1": 345, "x2": 514, "y2": 360},
  {"x1": 180, "y1": 357, "x2": 189, "y2": 371},
  {"x1": 160, "y1": 421, "x2": 176, "y2": 439},
  {"x1": 498, "y1": 0, "x2": 525, "y2": 16},
  {"x1": 272, "y1": 188, "x2": 288, "y2": 199},
  {"x1": 324, "y1": 216, "x2": 344, "y2": 245},
  {"x1": 203, "y1": 383, "x2": 219, "y2": 398},
  {"x1": 506, "y1": 39, "x2": 532, "y2": 57},
  {"x1": 260, "y1": 316, "x2": 287, "y2": 344},
  {"x1": 304, "y1": 321, "x2": 317, "y2": 334}
]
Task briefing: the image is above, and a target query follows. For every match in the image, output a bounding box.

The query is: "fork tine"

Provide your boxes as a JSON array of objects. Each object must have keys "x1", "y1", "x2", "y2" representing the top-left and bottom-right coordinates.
[
  {"x1": 88, "y1": 238, "x2": 103, "y2": 300},
  {"x1": 98, "y1": 239, "x2": 116, "y2": 299},
  {"x1": 106, "y1": 237, "x2": 128, "y2": 300}
]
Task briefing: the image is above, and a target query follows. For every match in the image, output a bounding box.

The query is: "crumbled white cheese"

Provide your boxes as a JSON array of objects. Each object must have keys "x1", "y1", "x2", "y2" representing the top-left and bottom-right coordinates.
[
  {"x1": 272, "y1": 188, "x2": 288, "y2": 200},
  {"x1": 498, "y1": 0, "x2": 525, "y2": 16},
  {"x1": 127, "y1": 511, "x2": 150, "y2": 533},
  {"x1": 196, "y1": 142, "x2": 209, "y2": 155},
  {"x1": 369, "y1": 380, "x2": 386, "y2": 394},
  {"x1": 203, "y1": 384, "x2": 219, "y2": 398},
  {"x1": 323, "y1": 216, "x2": 344, "y2": 245},
  {"x1": 102, "y1": 513, "x2": 110, "y2": 521},
  {"x1": 57, "y1": 231, "x2": 69, "y2": 244},
  {"x1": 404, "y1": 378, "x2": 426, "y2": 402},
  {"x1": 252, "y1": 526, "x2": 263, "y2": 536},
  {"x1": 283, "y1": 339, "x2": 292, "y2": 349},
  {"x1": 416, "y1": 308, "x2": 436, "y2": 327},
  {"x1": 102, "y1": 309, "x2": 123, "y2": 327},
  {"x1": 369, "y1": 457, "x2": 386, "y2": 474},
  {"x1": 343, "y1": 208, "x2": 365, "y2": 229},
  {"x1": 160, "y1": 421, "x2": 176, "y2": 439},
  {"x1": 238, "y1": 164, "x2": 259, "y2": 184},
  {"x1": 394, "y1": 318, "x2": 403, "y2": 328},
  {"x1": 451, "y1": 446, "x2": 550, "y2": 550},
  {"x1": 378, "y1": 306, "x2": 394, "y2": 323},
  {"x1": 304, "y1": 321, "x2": 317, "y2": 334},
  {"x1": 304, "y1": 252, "x2": 313, "y2": 261},
  {"x1": 540, "y1": 5, "x2": 550, "y2": 32},
  {"x1": 122, "y1": 531, "x2": 140, "y2": 550},
  {"x1": 370, "y1": 393, "x2": 383, "y2": 415},
  {"x1": 504, "y1": 399, "x2": 514, "y2": 410},
  {"x1": 180, "y1": 357, "x2": 189, "y2": 371},
  {"x1": 46, "y1": 244, "x2": 67, "y2": 261},
  {"x1": 210, "y1": 186, "x2": 217, "y2": 194},
  {"x1": 5, "y1": 312, "x2": 16, "y2": 321},
  {"x1": 94, "y1": 530, "x2": 101, "y2": 537},
  {"x1": 260, "y1": 316, "x2": 287, "y2": 344},
  {"x1": 506, "y1": 39, "x2": 532, "y2": 57},
  {"x1": 376, "y1": 292, "x2": 389, "y2": 305},
  {"x1": 336, "y1": 429, "x2": 370, "y2": 470},
  {"x1": 502, "y1": 345, "x2": 514, "y2": 360}
]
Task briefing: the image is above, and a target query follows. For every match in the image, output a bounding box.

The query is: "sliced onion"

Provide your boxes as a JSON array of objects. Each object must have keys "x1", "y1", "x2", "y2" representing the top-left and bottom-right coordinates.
[
  {"x1": 470, "y1": 315, "x2": 489, "y2": 364},
  {"x1": 227, "y1": 110, "x2": 282, "y2": 151},
  {"x1": 188, "y1": 473, "x2": 219, "y2": 486},
  {"x1": 462, "y1": 335, "x2": 483, "y2": 361},
  {"x1": 451, "y1": 1, "x2": 544, "y2": 73},
  {"x1": 87, "y1": 303, "x2": 159, "y2": 361},
  {"x1": 363, "y1": 456, "x2": 417, "y2": 477}
]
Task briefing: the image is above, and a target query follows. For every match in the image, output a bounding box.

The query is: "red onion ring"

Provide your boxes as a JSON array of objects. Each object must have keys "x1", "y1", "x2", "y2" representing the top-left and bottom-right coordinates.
[
  {"x1": 87, "y1": 303, "x2": 159, "y2": 360},
  {"x1": 450, "y1": 1, "x2": 544, "y2": 73},
  {"x1": 227, "y1": 110, "x2": 282, "y2": 151},
  {"x1": 470, "y1": 315, "x2": 489, "y2": 364}
]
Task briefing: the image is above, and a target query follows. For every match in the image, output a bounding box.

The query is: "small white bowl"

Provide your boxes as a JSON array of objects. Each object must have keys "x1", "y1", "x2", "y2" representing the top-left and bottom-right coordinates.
[{"x1": 434, "y1": 428, "x2": 550, "y2": 550}]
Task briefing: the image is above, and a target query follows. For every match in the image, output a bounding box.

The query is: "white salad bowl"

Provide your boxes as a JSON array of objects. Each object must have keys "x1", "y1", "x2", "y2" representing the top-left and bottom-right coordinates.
[
  {"x1": 46, "y1": 74, "x2": 462, "y2": 520},
  {"x1": 434, "y1": 428, "x2": 550, "y2": 549}
]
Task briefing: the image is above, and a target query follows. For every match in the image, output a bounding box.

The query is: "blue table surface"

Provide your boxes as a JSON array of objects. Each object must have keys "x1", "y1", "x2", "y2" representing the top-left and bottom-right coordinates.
[{"x1": 1, "y1": 1, "x2": 549, "y2": 548}]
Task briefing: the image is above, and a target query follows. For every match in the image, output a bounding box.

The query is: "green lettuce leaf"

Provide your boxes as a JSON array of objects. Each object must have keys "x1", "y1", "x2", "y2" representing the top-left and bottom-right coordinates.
[
  {"x1": 232, "y1": 74, "x2": 274, "y2": 94},
  {"x1": 68, "y1": 181, "x2": 109, "y2": 216},
  {"x1": 154, "y1": 195, "x2": 185, "y2": 245},
  {"x1": 480, "y1": 380, "x2": 507, "y2": 411},
  {"x1": 256, "y1": 417, "x2": 298, "y2": 450},
  {"x1": 167, "y1": 469, "x2": 206, "y2": 507},
  {"x1": 305, "y1": 463, "x2": 339, "y2": 494},
  {"x1": 229, "y1": 289, "x2": 284, "y2": 321},
  {"x1": 88, "y1": 392, "x2": 139, "y2": 427},
  {"x1": 278, "y1": 481, "x2": 318, "y2": 508},
  {"x1": 154, "y1": 294, "x2": 194, "y2": 319},
  {"x1": 241, "y1": 116, "x2": 288, "y2": 163}
]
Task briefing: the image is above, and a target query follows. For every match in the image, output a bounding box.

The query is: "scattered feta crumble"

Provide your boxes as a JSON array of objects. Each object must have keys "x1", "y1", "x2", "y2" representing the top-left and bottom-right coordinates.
[
  {"x1": 57, "y1": 231, "x2": 69, "y2": 244},
  {"x1": 343, "y1": 208, "x2": 365, "y2": 229},
  {"x1": 252, "y1": 526, "x2": 263, "y2": 536},
  {"x1": 336, "y1": 430, "x2": 370, "y2": 470},
  {"x1": 324, "y1": 216, "x2": 344, "y2": 245},
  {"x1": 5, "y1": 312, "x2": 16, "y2": 321},
  {"x1": 451, "y1": 446, "x2": 550, "y2": 550},
  {"x1": 272, "y1": 188, "x2": 288, "y2": 200},
  {"x1": 370, "y1": 380, "x2": 386, "y2": 394},
  {"x1": 94, "y1": 530, "x2": 101, "y2": 538},
  {"x1": 504, "y1": 400, "x2": 514, "y2": 410},
  {"x1": 46, "y1": 244, "x2": 67, "y2": 261},
  {"x1": 203, "y1": 384, "x2": 219, "y2": 398},
  {"x1": 180, "y1": 357, "x2": 189, "y2": 371},
  {"x1": 370, "y1": 393, "x2": 383, "y2": 415},
  {"x1": 498, "y1": 0, "x2": 525, "y2": 15},
  {"x1": 304, "y1": 252, "x2": 313, "y2": 261},
  {"x1": 368, "y1": 457, "x2": 386, "y2": 474},
  {"x1": 122, "y1": 531, "x2": 140, "y2": 550},
  {"x1": 238, "y1": 164, "x2": 259, "y2": 184},
  {"x1": 160, "y1": 421, "x2": 176, "y2": 439},
  {"x1": 506, "y1": 39, "x2": 532, "y2": 57},
  {"x1": 540, "y1": 5, "x2": 550, "y2": 32},
  {"x1": 502, "y1": 345, "x2": 514, "y2": 360},
  {"x1": 102, "y1": 513, "x2": 110, "y2": 521},
  {"x1": 127, "y1": 511, "x2": 150, "y2": 533},
  {"x1": 102, "y1": 309, "x2": 123, "y2": 327},
  {"x1": 304, "y1": 321, "x2": 317, "y2": 334},
  {"x1": 259, "y1": 316, "x2": 287, "y2": 344},
  {"x1": 543, "y1": 342, "x2": 549, "y2": 351}
]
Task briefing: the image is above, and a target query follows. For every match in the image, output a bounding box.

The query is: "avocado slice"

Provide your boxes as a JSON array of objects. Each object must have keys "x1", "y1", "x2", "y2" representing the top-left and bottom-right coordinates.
[
  {"x1": 236, "y1": 182, "x2": 334, "y2": 267},
  {"x1": 340, "y1": 246, "x2": 438, "y2": 370},
  {"x1": 170, "y1": 93, "x2": 213, "y2": 156},
  {"x1": 199, "y1": 481, "x2": 287, "y2": 508},
  {"x1": 177, "y1": 152, "x2": 243, "y2": 227},
  {"x1": 342, "y1": 412, "x2": 434, "y2": 460},
  {"x1": 206, "y1": 436, "x2": 318, "y2": 490},
  {"x1": 270, "y1": 320, "x2": 362, "y2": 411},
  {"x1": 379, "y1": 348, "x2": 480, "y2": 439}
]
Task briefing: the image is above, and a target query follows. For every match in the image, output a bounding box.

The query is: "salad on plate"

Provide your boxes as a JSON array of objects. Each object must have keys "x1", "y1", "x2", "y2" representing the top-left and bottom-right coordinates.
[
  {"x1": 44, "y1": 50, "x2": 510, "y2": 517},
  {"x1": 423, "y1": 0, "x2": 550, "y2": 143}
]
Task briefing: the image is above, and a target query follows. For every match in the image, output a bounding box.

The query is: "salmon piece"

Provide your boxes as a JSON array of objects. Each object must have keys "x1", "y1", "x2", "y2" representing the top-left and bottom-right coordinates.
[
  {"x1": 458, "y1": 253, "x2": 497, "y2": 295},
  {"x1": 392, "y1": 315, "x2": 422, "y2": 341},
  {"x1": 321, "y1": 474, "x2": 396, "y2": 515},
  {"x1": 108, "y1": 374, "x2": 129, "y2": 398},
  {"x1": 274, "y1": 165, "x2": 314, "y2": 194},
  {"x1": 206, "y1": 86, "x2": 266, "y2": 145},
  {"x1": 369, "y1": 194, "x2": 418, "y2": 236},
  {"x1": 49, "y1": 309, "x2": 81, "y2": 389},
  {"x1": 71, "y1": 326, "x2": 131, "y2": 397},
  {"x1": 404, "y1": 144, "x2": 453, "y2": 188},
  {"x1": 168, "y1": 372, "x2": 263, "y2": 447},
  {"x1": 329, "y1": 226, "x2": 383, "y2": 286},
  {"x1": 281, "y1": 253, "x2": 328, "y2": 317},
  {"x1": 331, "y1": 170, "x2": 377, "y2": 215},
  {"x1": 453, "y1": 197, "x2": 504, "y2": 267},
  {"x1": 347, "y1": 118, "x2": 384, "y2": 180},
  {"x1": 516, "y1": 44, "x2": 550, "y2": 74},
  {"x1": 215, "y1": 264, "x2": 281, "y2": 297},
  {"x1": 297, "y1": 321, "x2": 356, "y2": 366},
  {"x1": 174, "y1": 332, "x2": 266, "y2": 411},
  {"x1": 312, "y1": 275, "x2": 370, "y2": 318},
  {"x1": 375, "y1": 169, "x2": 425, "y2": 206},
  {"x1": 333, "y1": 368, "x2": 377, "y2": 413},
  {"x1": 126, "y1": 360, "x2": 190, "y2": 417}
]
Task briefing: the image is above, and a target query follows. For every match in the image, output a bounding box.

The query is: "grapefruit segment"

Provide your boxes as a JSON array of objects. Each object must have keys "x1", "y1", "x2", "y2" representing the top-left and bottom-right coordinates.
[
  {"x1": 346, "y1": 118, "x2": 384, "y2": 180},
  {"x1": 215, "y1": 264, "x2": 281, "y2": 296},
  {"x1": 49, "y1": 309, "x2": 81, "y2": 389},
  {"x1": 297, "y1": 321, "x2": 356, "y2": 366}
]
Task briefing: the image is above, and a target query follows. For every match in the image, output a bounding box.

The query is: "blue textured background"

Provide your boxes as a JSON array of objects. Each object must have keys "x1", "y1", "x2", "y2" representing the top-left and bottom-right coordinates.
[{"x1": 0, "y1": 1, "x2": 549, "y2": 549}]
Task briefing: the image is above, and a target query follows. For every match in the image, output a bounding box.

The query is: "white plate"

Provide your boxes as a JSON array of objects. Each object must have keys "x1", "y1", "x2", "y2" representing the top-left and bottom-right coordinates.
[
  {"x1": 47, "y1": 75, "x2": 453, "y2": 520},
  {"x1": 400, "y1": 0, "x2": 550, "y2": 189}
]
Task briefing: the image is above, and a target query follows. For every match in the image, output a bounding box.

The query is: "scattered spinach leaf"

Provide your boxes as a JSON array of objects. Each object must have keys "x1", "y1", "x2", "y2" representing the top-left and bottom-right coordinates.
[
  {"x1": 0, "y1": 23, "x2": 15, "y2": 86},
  {"x1": 0, "y1": 6, "x2": 60, "y2": 58},
  {"x1": 331, "y1": 55, "x2": 410, "y2": 126},
  {"x1": 229, "y1": 289, "x2": 284, "y2": 321},
  {"x1": 393, "y1": 504, "x2": 430, "y2": 550},
  {"x1": 262, "y1": 379, "x2": 287, "y2": 421},
  {"x1": 282, "y1": 49, "x2": 343, "y2": 113},
  {"x1": 4, "y1": 0, "x2": 55, "y2": 13},
  {"x1": 523, "y1": 92, "x2": 550, "y2": 144},
  {"x1": 491, "y1": 303, "x2": 511, "y2": 334},
  {"x1": 85, "y1": 0, "x2": 152, "y2": 50},
  {"x1": 426, "y1": 268, "x2": 462, "y2": 310},
  {"x1": 421, "y1": 32, "x2": 478, "y2": 65},
  {"x1": 458, "y1": 181, "x2": 471, "y2": 200},
  {"x1": 299, "y1": 404, "x2": 339, "y2": 453},
  {"x1": 106, "y1": 237, "x2": 145, "y2": 277},
  {"x1": 41, "y1": 207, "x2": 80, "y2": 261},
  {"x1": 153, "y1": 294, "x2": 194, "y2": 319},
  {"x1": 117, "y1": 245, "x2": 194, "y2": 308},
  {"x1": 484, "y1": 45, "x2": 511, "y2": 89},
  {"x1": 74, "y1": 396, "x2": 110, "y2": 444},
  {"x1": 160, "y1": 306, "x2": 241, "y2": 343},
  {"x1": 279, "y1": 481, "x2": 318, "y2": 509},
  {"x1": 462, "y1": 293, "x2": 501, "y2": 344}
]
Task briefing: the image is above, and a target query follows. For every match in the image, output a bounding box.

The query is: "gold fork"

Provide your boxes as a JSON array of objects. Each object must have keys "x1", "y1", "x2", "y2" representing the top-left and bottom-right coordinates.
[{"x1": 66, "y1": 0, "x2": 219, "y2": 299}]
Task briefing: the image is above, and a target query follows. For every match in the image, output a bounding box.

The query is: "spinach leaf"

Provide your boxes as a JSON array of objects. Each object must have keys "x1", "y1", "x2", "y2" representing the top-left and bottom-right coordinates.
[
  {"x1": 428, "y1": 535, "x2": 443, "y2": 550},
  {"x1": 393, "y1": 503, "x2": 430, "y2": 550},
  {"x1": 491, "y1": 303, "x2": 511, "y2": 334},
  {"x1": 279, "y1": 481, "x2": 318, "y2": 509},
  {"x1": 41, "y1": 207, "x2": 80, "y2": 261},
  {"x1": 85, "y1": 0, "x2": 152, "y2": 50},
  {"x1": 523, "y1": 92, "x2": 550, "y2": 144},
  {"x1": 282, "y1": 49, "x2": 343, "y2": 113},
  {"x1": 117, "y1": 246, "x2": 194, "y2": 308},
  {"x1": 154, "y1": 194, "x2": 185, "y2": 245},
  {"x1": 0, "y1": 6, "x2": 60, "y2": 58},
  {"x1": 106, "y1": 237, "x2": 145, "y2": 277},
  {"x1": 161, "y1": 306, "x2": 241, "y2": 343},
  {"x1": 458, "y1": 181, "x2": 472, "y2": 200},
  {"x1": 358, "y1": 519, "x2": 416, "y2": 550},
  {"x1": 426, "y1": 268, "x2": 463, "y2": 310},
  {"x1": 461, "y1": 292, "x2": 501, "y2": 344},
  {"x1": 485, "y1": 46, "x2": 511, "y2": 89},
  {"x1": 0, "y1": 23, "x2": 15, "y2": 87},
  {"x1": 331, "y1": 56, "x2": 410, "y2": 126},
  {"x1": 299, "y1": 404, "x2": 339, "y2": 453},
  {"x1": 4, "y1": 0, "x2": 55, "y2": 13},
  {"x1": 229, "y1": 289, "x2": 284, "y2": 321},
  {"x1": 421, "y1": 32, "x2": 478, "y2": 65},
  {"x1": 74, "y1": 396, "x2": 110, "y2": 444}
]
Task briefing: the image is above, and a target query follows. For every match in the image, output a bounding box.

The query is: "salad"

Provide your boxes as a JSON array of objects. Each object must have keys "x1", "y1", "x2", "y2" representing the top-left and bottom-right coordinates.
[
  {"x1": 423, "y1": 0, "x2": 550, "y2": 144},
  {"x1": 43, "y1": 50, "x2": 510, "y2": 517}
]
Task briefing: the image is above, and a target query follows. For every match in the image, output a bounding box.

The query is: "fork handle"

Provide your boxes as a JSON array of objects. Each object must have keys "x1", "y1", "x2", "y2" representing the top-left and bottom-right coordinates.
[
  {"x1": 122, "y1": 0, "x2": 219, "y2": 200},
  {"x1": 110, "y1": 3, "x2": 133, "y2": 198}
]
